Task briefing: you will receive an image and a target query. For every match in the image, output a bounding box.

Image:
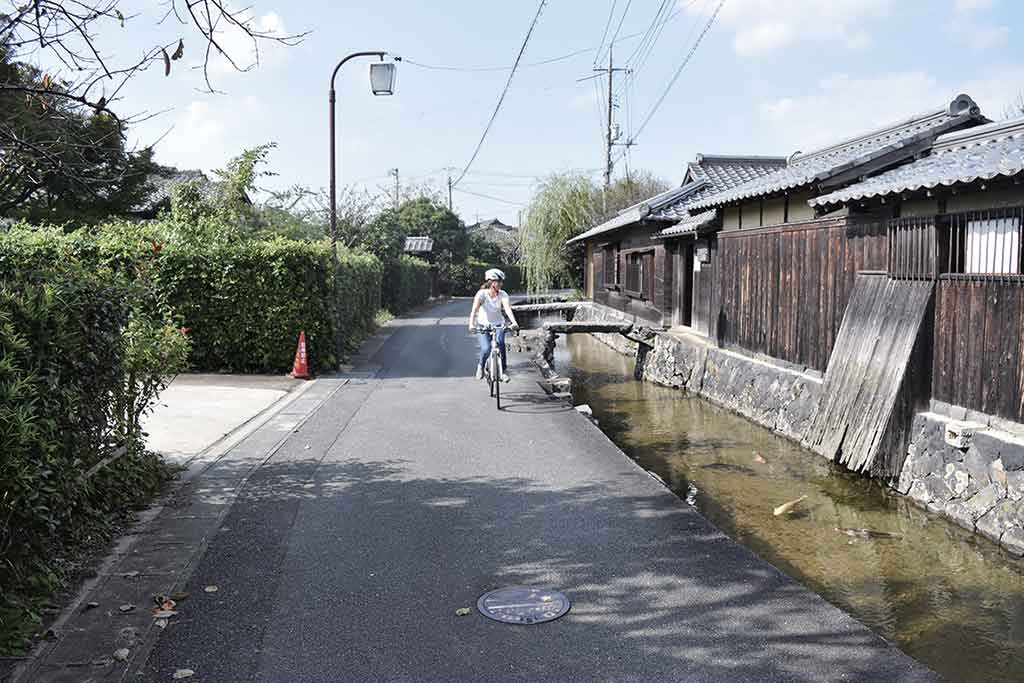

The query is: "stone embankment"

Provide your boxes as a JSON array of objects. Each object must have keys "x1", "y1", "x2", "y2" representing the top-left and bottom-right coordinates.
[{"x1": 571, "y1": 301, "x2": 1024, "y2": 557}]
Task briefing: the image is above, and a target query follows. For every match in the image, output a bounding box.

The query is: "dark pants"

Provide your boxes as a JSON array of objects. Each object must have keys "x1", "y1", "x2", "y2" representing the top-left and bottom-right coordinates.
[{"x1": 478, "y1": 327, "x2": 507, "y2": 373}]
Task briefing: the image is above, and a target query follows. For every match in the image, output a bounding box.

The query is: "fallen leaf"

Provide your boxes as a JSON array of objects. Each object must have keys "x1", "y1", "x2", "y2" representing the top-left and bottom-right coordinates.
[
  {"x1": 118, "y1": 603, "x2": 134, "y2": 613},
  {"x1": 455, "y1": 607, "x2": 472, "y2": 616},
  {"x1": 152, "y1": 609, "x2": 178, "y2": 619},
  {"x1": 122, "y1": 571, "x2": 140, "y2": 579},
  {"x1": 753, "y1": 453, "x2": 767, "y2": 464},
  {"x1": 85, "y1": 601, "x2": 99, "y2": 610},
  {"x1": 155, "y1": 618, "x2": 169, "y2": 630},
  {"x1": 204, "y1": 585, "x2": 218, "y2": 593},
  {"x1": 92, "y1": 655, "x2": 114, "y2": 667},
  {"x1": 113, "y1": 648, "x2": 130, "y2": 662},
  {"x1": 173, "y1": 669, "x2": 195, "y2": 679},
  {"x1": 170, "y1": 592, "x2": 191, "y2": 602}
]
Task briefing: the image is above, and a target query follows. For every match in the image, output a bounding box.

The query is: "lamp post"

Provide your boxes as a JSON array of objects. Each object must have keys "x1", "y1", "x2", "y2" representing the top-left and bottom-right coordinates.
[{"x1": 328, "y1": 51, "x2": 397, "y2": 368}]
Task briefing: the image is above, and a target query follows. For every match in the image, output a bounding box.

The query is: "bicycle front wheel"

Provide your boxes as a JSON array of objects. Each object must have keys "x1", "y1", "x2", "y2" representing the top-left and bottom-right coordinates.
[{"x1": 491, "y1": 352, "x2": 501, "y2": 410}]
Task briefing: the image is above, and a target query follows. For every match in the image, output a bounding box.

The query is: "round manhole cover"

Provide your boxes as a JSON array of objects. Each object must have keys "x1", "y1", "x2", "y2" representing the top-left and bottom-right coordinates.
[{"x1": 477, "y1": 586, "x2": 571, "y2": 625}]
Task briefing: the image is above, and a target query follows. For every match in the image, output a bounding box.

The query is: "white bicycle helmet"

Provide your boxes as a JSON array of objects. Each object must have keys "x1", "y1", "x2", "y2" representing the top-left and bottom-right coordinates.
[{"x1": 484, "y1": 268, "x2": 506, "y2": 282}]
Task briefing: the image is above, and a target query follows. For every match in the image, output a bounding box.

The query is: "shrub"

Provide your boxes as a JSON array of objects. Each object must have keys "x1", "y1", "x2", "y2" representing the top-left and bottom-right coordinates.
[
  {"x1": 0, "y1": 226, "x2": 384, "y2": 373},
  {"x1": 0, "y1": 266, "x2": 187, "y2": 653},
  {"x1": 383, "y1": 255, "x2": 432, "y2": 314},
  {"x1": 444, "y1": 260, "x2": 523, "y2": 296}
]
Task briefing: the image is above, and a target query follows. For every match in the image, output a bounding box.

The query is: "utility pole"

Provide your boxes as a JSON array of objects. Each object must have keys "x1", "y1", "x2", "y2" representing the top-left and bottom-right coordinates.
[
  {"x1": 388, "y1": 167, "x2": 399, "y2": 210},
  {"x1": 593, "y1": 47, "x2": 630, "y2": 189},
  {"x1": 447, "y1": 174, "x2": 453, "y2": 211}
]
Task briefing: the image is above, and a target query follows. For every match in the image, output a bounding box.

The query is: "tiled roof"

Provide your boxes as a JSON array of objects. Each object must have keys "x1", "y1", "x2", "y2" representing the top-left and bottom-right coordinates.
[
  {"x1": 686, "y1": 95, "x2": 986, "y2": 212},
  {"x1": 131, "y1": 170, "x2": 217, "y2": 214},
  {"x1": 404, "y1": 236, "x2": 434, "y2": 253},
  {"x1": 566, "y1": 155, "x2": 786, "y2": 244},
  {"x1": 811, "y1": 116, "x2": 1024, "y2": 208},
  {"x1": 656, "y1": 210, "x2": 717, "y2": 237}
]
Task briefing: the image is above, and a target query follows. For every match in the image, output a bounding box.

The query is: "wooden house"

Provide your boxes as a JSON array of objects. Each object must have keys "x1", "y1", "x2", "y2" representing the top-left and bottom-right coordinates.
[
  {"x1": 808, "y1": 115, "x2": 1024, "y2": 427},
  {"x1": 569, "y1": 154, "x2": 787, "y2": 329}
]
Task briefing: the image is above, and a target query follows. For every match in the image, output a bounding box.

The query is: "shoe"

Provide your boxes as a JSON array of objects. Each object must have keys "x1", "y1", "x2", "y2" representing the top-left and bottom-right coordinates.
[
  {"x1": 501, "y1": 373, "x2": 510, "y2": 383},
  {"x1": 475, "y1": 366, "x2": 483, "y2": 380}
]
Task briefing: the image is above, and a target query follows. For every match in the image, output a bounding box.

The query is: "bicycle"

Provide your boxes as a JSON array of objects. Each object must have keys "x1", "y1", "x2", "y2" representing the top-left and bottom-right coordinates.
[{"x1": 477, "y1": 323, "x2": 518, "y2": 411}]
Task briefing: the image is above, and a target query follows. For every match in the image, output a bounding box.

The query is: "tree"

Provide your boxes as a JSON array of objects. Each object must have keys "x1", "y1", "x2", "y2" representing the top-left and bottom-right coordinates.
[
  {"x1": 0, "y1": 41, "x2": 157, "y2": 220},
  {"x1": 397, "y1": 197, "x2": 467, "y2": 272},
  {"x1": 0, "y1": 3, "x2": 304, "y2": 219},
  {"x1": 519, "y1": 171, "x2": 670, "y2": 293}
]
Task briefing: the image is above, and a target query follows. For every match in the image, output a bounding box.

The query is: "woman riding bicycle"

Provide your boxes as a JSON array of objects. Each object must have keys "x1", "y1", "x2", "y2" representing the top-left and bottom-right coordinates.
[{"x1": 468, "y1": 268, "x2": 519, "y2": 382}]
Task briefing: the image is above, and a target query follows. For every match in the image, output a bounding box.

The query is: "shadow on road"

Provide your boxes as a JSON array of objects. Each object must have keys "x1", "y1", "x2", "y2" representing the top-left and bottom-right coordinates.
[{"x1": 142, "y1": 455, "x2": 932, "y2": 682}]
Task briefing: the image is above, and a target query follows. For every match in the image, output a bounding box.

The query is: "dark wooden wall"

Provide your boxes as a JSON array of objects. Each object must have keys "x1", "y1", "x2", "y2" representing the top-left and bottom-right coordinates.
[
  {"x1": 715, "y1": 218, "x2": 888, "y2": 371},
  {"x1": 588, "y1": 223, "x2": 671, "y2": 327},
  {"x1": 933, "y1": 277, "x2": 1024, "y2": 422}
]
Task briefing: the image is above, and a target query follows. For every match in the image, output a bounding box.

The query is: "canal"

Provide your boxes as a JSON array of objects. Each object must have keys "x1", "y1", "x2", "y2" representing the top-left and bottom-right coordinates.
[{"x1": 557, "y1": 333, "x2": 1024, "y2": 682}]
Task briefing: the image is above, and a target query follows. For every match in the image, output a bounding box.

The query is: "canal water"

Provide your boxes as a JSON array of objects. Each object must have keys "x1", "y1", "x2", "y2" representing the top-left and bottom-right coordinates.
[{"x1": 557, "y1": 333, "x2": 1024, "y2": 682}]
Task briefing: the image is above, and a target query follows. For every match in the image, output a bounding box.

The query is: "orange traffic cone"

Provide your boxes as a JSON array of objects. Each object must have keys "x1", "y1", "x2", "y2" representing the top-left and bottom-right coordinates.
[{"x1": 290, "y1": 331, "x2": 311, "y2": 380}]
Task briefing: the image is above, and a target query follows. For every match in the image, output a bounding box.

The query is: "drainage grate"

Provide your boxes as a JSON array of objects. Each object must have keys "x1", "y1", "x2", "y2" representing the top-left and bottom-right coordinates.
[{"x1": 476, "y1": 586, "x2": 570, "y2": 625}]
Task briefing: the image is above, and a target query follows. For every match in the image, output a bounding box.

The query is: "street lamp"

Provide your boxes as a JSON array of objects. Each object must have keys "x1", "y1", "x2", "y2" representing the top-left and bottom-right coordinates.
[{"x1": 328, "y1": 51, "x2": 398, "y2": 368}]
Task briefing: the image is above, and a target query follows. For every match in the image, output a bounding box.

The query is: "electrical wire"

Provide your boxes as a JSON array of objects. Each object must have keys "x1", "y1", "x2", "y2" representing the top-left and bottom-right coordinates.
[
  {"x1": 599, "y1": 0, "x2": 634, "y2": 67},
  {"x1": 625, "y1": 0, "x2": 671, "y2": 67},
  {"x1": 629, "y1": 0, "x2": 726, "y2": 145},
  {"x1": 452, "y1": 0, "x2": 547, "y2": 189},
  {"x1": 593, "y1": 0, "x2": 618, "y2": 68},
  {"x1": 453, "y1": 187, "x2": 528, "y2": 207}
]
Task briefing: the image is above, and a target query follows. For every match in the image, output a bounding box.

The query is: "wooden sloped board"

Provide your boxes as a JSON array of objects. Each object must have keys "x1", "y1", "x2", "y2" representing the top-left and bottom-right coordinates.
[{"x1": 803, "y1": 273, "x2": 935, "y2": 474}]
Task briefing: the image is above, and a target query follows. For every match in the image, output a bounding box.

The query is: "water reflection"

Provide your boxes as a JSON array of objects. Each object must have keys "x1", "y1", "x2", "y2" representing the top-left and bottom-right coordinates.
[{"x1": 559, "y1": 334, "x2": 1024, "y2": 682}]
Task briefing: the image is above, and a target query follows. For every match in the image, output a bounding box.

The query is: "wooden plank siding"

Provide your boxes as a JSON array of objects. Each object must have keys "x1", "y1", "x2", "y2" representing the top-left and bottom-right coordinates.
[
  {"x1": 803, "y1": 274, "x2": 935, "y2": 478},
  {"x1": 933, "y1": 278, "x2": 1024, "y2": 422},
  {"x1": 714, "y1": 218, "x2": 888, "y2": 371},
  {"x1": 585, "y1": 223, "x2": 673, "y2": 327}
]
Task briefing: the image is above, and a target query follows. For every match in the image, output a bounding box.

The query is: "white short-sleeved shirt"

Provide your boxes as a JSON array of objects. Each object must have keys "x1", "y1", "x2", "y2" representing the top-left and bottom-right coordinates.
[{"x1": 475, "y1": 289, "x2": 509, "y2": 326}]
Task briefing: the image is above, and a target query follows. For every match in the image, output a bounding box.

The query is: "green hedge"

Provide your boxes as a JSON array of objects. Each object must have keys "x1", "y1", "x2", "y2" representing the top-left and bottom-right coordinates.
[
  {"x1": 444, "y1": 260, "x2": 523, "y2": 296},
  {"x1": 383, "y1": 255, "x2": 433, "y2": 314},
  {"x1": 0, "y1": 227, "x2": 383, "y2": 373},
  {"x1": 0, "y1": 268, "x2": 179, "y2": 652}
]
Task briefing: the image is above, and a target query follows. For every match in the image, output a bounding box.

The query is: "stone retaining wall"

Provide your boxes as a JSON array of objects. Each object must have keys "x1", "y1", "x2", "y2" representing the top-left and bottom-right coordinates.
[
  {"x1": 571, "y1": 301, "x2": 1024, "y2": 557},
  {"x1": 897, "y1": 412, "x2": 1024, "y2": 555}
]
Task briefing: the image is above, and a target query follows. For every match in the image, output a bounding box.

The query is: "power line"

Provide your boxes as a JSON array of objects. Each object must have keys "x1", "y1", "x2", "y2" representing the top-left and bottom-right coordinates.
[
  {"x1": 596, "y1": 0, "x2": 634, "y2": 67},
  {"x1": 629, "y1": 0, "x2": 726, "y2": 145},
  {"x1": 453, "y1": 187, "x2": 528, "y2": 207},
  {"x1": 593, "y1": 0, "x2": 618, "y2": 67},
  {"x1": 452, "y1": 0, "x2": 547, "y2": 189},
  {"x1": 625, "y1": 0, "x2": 671, "y2": 67},
  {"x1": 403, "y1": 45, "x2": 593, "y2": 73}
]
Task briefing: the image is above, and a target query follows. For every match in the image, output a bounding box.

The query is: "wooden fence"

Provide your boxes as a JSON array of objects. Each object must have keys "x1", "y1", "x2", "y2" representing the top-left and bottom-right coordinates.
[
  {"x1": 933, "y1": 277, "x2": 1024, "y2": 423},
  {"x1": 715, "y1": 218, "x2": 888, "y2": 371}
]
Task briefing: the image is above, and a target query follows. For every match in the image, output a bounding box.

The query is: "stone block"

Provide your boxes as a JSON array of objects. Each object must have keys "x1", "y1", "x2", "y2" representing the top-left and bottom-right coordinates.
[
  {"x1": 976, "y1": 499, "x2": 1022, "y2": 544},
  {"x1": 909, "y1": 476, "x2": 948, "y2": 506},
  {"x1": 943, "y1": 420, "x2": 985, "y2": 449},
  {"x1": 1006, "y1": 470, "x2": 1024, "y2": 502},
  {"x1": 965, "y1": 482, "x2": 1004, "y2": 521},
  {"x1": 962, "y1": 446, "x2": 993, "y2": 492},
  {"x1": 973, "y1": 431, "x2": 1024, "y2": 470},
  {"x1": 942, "y1": 462, "x2": 970, "y2": 498},
  {"x1": 943, "y1": 501, "x2": 977, "y2": 531},
  {"x1": 1001, "y1": 526, "x2": 1024, "y2": 556}
]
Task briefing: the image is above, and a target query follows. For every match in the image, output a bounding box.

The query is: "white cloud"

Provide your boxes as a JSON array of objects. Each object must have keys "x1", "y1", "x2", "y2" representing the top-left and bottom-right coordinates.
[
  {"x1": 757, "y1": 65, "x2": 1024, "y2": 152},
  {"x1": 946, "y1": 0, "x2": 1008, "y2": 50},
  {"x1": 687, "y1": 0, "x2": 893, "y2": 56},
  {"x1": 142, "y1": 95, "x2": 270, "y2": 173},
  {"x1": 201, "y1": 10, "x2": 292, "y2": 78},
  {"x1": 954, "y1": 0, "x2": 996, "y2": 11}
]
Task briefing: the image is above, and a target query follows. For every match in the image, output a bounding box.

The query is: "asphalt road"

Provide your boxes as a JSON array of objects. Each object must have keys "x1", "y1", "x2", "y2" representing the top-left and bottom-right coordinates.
[{"x1": 141, "y1": 299, "x2": 934, "y2": 682}]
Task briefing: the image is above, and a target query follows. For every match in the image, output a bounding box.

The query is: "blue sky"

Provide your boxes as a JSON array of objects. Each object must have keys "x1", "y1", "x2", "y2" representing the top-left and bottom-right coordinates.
[{"x1": 108, "y1": 0, "x2": 1024, "y2": 225}]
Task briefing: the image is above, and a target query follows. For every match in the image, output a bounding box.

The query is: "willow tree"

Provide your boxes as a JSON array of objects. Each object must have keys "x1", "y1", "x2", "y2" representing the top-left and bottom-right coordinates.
[
  {"x1": 519, "y1": 171, "x2": 670, "y2": 294},
  {"x1": 520, "y1": 173, "x2": 597, "y2": 294}
]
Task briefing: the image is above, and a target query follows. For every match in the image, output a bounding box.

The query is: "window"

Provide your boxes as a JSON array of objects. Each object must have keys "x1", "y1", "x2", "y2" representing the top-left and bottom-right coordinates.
[
  {"x1": 624, "y1": 250, "x2": 655, "y2": 299},
  {"x1": 965, "y1": 216, "x2": 1020, "y2": 274},
  {"x1": 602, "y1": 243, "x2": 619, "y2": 288}
]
